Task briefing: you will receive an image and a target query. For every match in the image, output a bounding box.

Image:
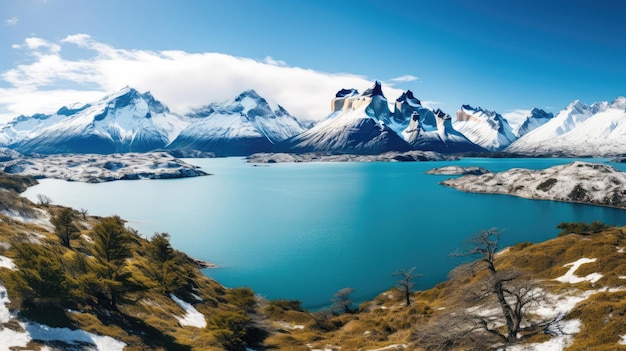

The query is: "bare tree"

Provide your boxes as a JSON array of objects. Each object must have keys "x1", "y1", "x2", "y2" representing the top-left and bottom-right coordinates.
[
  {"x1": 452, "y1": 228, "x2": 556, "y2": 347},
  {"x1": 393, "y1": 266, "x2": 422, "y2": 306},
  {"x1": 331, "y1": 287, "x2": 355, "y2": 314},
  {"x1": 36, "y1": 193, "x2": 51, "y2": 206},
  {"x1": 79, "y1": 208, "x2": 89, "y2": 219}
]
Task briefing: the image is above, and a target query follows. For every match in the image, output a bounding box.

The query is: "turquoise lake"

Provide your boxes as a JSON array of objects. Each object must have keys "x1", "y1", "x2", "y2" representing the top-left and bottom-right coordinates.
[{"x1": 22, "y1": 158, "x2": 626, "y2": 309}]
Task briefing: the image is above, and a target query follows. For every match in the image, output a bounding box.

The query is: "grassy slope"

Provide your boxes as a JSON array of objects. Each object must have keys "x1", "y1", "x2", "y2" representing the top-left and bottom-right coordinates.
[{"x1": 2, "y1": 172, "x2": 626, "y2": 350}]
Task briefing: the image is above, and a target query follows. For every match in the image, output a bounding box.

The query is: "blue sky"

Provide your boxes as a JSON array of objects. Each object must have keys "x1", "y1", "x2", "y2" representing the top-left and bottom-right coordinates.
[{"x1": 1, "y1": 0, "x2": 624, "y2": 123}]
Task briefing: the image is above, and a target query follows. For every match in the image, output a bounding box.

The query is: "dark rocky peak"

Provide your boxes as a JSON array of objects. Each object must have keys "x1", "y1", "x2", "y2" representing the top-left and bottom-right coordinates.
[
  {"x1": 109, "y1": 87, "x2": 142, "y2": 109},
  {"x1": 396, "y1": 90, "x2": 421, "y2": 105},
  {"x1": 434, "y1": 108, "x2": 451, "y2": 120},
  {"x1": 235, "y1": 89, "x2": 263, "y2": 102},
  {"x1": 141, "y1": 91, "x2": 169, "y2": 114},
  {"x1": 335, "y1": 88, "x2": 359, "y2": 98},
  {"x1": 56, "y1": 104, "x2": 90, "y2": 116},
  {"x1": 529, "y1": 108, "x2": 553, "y2": 120},
  {"x1": 361, "y1": 81, "x2": 385, "y2": 98}
]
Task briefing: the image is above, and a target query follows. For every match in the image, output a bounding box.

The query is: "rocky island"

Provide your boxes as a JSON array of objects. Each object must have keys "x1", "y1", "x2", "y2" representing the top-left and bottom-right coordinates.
[
  {"x1": 247, "y1": 150, "x2": 457, "y2": 163},
  {"x1": 442, "y1": 161, "x2": 626, "y2": 209},
  {"x1": 426, "y1": 165, "x2": 491, "y2": 175},
  {"x1": 0, "y1": 150, "x2": 208, "y2": 183}
]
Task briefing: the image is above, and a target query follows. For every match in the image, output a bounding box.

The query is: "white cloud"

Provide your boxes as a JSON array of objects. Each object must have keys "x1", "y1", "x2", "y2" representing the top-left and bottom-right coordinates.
[
  {"x1": 421, "y1": 100, "x2": 442, "y2": 109},
  {"x1": 385, "y1": 75, "x2": 419, "y2": 84},
  {"x1": 502, "y1": 109, "x2": 531, "y2": 128},
  {"x1": 4, "y1": 17, "x2": 18, "y2": 26},
  {"x1": 0, "y1": 34, "x2": 415, "y2": 122},
  {"x1": 263, "y1": 56, "x2": 287, "y2": 67}
]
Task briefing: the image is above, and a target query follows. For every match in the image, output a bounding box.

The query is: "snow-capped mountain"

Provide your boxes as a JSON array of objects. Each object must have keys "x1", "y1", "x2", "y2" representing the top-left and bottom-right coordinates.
[
  {"x1": 388, "y1": 90, "x2": 483, "y2": 153},
  {"x1": 513, "y1": 108, "x2": 554, "y2": 137},
  {"x1": 506, "y1": 97, "x2": 626, "y2": 156},
  {"x1": 281, "y1": 81, "x2": 411, "y2": 154},
  {"x1": 453, "y1": 105, "x2": 517, "y2": 151},
  {"x1": 403, "y1": 108, "x2": 486, "y2": 153},
  {"x1": 166, "y1": 90, "x2": 306, "y2": 156},
  {"x1": 3, "y1": 87, "x2": 188, "y2": 154}
]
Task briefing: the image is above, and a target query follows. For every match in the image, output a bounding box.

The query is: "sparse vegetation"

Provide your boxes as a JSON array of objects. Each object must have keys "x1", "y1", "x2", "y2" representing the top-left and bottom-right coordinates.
[{"x1": 556, "y1": 220, "x2": 612, "y2": 237}]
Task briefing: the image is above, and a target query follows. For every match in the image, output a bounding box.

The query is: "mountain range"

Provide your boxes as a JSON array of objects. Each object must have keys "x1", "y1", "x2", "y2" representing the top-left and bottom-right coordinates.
[{"x1": 0, "y1": 83, "x2": 624, "y2": 157}]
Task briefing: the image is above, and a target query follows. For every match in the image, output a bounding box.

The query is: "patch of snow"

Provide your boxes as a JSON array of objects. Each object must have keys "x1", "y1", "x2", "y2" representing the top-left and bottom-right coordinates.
[
  {"x1": 25, "y1": 323, "x2": 127, "y2": 351},
  {"x1": 0, "y1": 284, "x2": 126, "y2": 351},
  {"x1": 0, "y1": 285, "x2": 11, "y2": 323},
  {"x1": 0, "y1": 327, "x2": 30, "y2": 351},
  {"x1": 555, "y1": 258, "x2": 603, "y2": 284},
  {"x1": 618, "y1": 246, "x2": 625, "y2": 253},
  {"x1": 1, "y1": 208, "x2": 51, "y2": 228},
  {"x1": 503, "y1": 320, "x2": 580, "y2": 351},
  {"x1": 276, "y1": 321, "x2": 305, "y2": 330},
  {"x1": 170, "y1": 294, "x2": 207, "y2": 328},
  {"x1": 619, "y1": 334, "x2": 626, "y2": 345},
  {"x1": 0, "y1": 255, "x2": 16, "y2": 270}
]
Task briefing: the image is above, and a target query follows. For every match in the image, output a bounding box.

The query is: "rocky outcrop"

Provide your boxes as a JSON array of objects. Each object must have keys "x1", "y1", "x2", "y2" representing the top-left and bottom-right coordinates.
[
  {"x1": 0, "y1": 152, "x2": 209, "y2": 183},
  {"x1": 442, "y1": 161, "x2": 626, "y2": 208}
]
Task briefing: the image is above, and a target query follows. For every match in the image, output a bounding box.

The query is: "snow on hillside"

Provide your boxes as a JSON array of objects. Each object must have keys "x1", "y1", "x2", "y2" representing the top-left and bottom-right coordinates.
[
  {"x1": 166, "y1": 90, "x2": 306, "y2": 155},
  {"x1": 442, "y1": 161, "x2": 626, "y2": 209},
  {"x1": 171, "y1": 294, "x2": 207, "y2": 328},
  {"x1": 1, "y1": 87, "x2": 190, "y2": 154},
  {"x1": 453, "y1": 105, "x2": 517, "y2": 151},
  {"x1": 507, "y1": 97, "x2": 626, "y2": 156},
  {"x1": 0, "y1": 284, "x2": 126, "y2": 351},
  {"x1": 512, "y1": 108, "x2": 554, "y2": 137}
]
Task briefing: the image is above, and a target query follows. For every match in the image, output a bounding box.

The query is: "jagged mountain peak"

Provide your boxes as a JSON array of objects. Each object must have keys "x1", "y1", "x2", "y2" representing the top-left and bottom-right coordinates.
[
  {"x1": 529, "y1": 108, "x2": 553, "y2": 119},
  {"x1": 396, "y1": 90, "x2": 421, "y2": 105},
  {"x1": 235, "y1": 89, "x2": 263, "y2": 101},
  {"x1": 454, "y1": 104, "x2": 517, "y2": 151},
  {"x1": 460, "y1": 104, "x2": 499, "y2": 118},
  {"x1": 610, "y1": 96, "x2": 626, "y2": 110},
  {"x1": 361, "y1": 80, "x2": 385, "y2": 97},
  {"x1": 513, "y1": 108, "x2": 555, "y2": 137}
]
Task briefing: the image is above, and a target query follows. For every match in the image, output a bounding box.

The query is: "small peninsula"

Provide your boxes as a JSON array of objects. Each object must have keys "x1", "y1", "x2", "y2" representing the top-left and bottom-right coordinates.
[
  {"x1": 442, "y1": 161, "x2": 626, "y2": 209},
  {"x1": 0, "y1": 150, "x2": 209, "y2": 183},
  {"x1": 426, "y1": 165, "x2": 491, "y2": 175}
]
